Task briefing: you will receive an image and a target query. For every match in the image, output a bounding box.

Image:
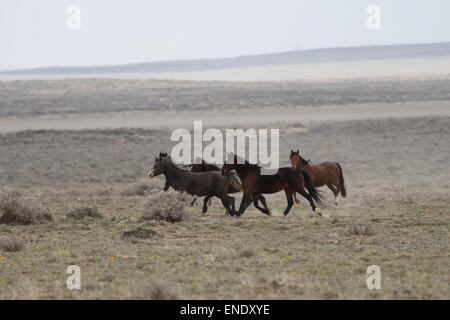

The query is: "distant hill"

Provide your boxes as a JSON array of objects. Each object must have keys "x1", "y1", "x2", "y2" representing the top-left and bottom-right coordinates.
[{"x1": 3, "y1": 42, "x2": 450, "y2": 75}]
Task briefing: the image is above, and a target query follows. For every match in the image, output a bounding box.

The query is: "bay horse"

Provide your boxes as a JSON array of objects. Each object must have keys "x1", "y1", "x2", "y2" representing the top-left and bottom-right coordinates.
[
  {"x1": 191, "y1": 159, "x2": 271, "y2": 215},
  {"x1": 221, "y1": 154, "x2": 323, "y2": 217},
  {"x1": 289, "y1": 150, "x2": 346, "y2": 206},
  {"x1": 148, "y1": 155, "x2": 238, "y2": 215}
]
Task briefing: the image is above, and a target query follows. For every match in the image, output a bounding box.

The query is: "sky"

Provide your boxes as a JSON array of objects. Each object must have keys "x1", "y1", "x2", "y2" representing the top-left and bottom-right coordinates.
[{"x1": 0, "y1": 0, "x2": 449, "y2": 70}]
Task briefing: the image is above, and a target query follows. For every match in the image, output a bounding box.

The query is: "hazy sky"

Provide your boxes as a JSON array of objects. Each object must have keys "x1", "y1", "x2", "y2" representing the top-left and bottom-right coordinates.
[{"x1": 1, "y1": 0, "x2": 449, "y2": 69}]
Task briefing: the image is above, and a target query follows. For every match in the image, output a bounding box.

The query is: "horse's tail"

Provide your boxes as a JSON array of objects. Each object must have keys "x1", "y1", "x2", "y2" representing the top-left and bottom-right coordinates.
[
  {"x1": 335, "y1": 162, "x2": 347, "y2": 198},
  {"x1": 300, "y1": 170, "x2": 324, "y2": 205}
]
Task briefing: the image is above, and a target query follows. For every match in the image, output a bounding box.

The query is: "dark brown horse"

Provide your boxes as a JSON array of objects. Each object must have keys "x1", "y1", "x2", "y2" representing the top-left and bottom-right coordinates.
[
  {"x1": 148, "y1": 155, "x2": 238, "y2": 215},
  {"x1": 191, "y1": 159, "x2": 222, "y2": 173},
  {"x1": 290, "y1": 150, "x2": 346, "y2": 206},
  {"x1": 221, "y1": 154, "x2": 323, "y2": 217},
  {"x1": 191, "y1": 159, "x2": 271, "y2": 215}
]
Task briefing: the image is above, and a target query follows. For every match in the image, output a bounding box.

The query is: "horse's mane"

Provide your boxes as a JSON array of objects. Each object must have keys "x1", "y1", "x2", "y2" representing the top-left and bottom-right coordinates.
[
  {"x1": 203, "y1": 160, "x2": 220, "y2": 171},
  {"x1": 162, "y1": 157, "x2": 190, "y2": 172},
  {"x1": 230, "y1": 155, "x2": 261, "y2": 170},
  {"x1": 300, "y1": 157, "x2": 311, "y2": 165}
]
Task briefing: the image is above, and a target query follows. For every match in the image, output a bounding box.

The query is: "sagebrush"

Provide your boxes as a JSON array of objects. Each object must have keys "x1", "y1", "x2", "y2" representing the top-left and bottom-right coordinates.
[
  {"x1": 0, "y1": 236, "x2": 26, "y2": 252},
  {"x1": 0, "y1": 193, "x2": 52, "y2": 225},
  {"x1": 141, "y1": 191, "x2": 191, "y2": 223}
]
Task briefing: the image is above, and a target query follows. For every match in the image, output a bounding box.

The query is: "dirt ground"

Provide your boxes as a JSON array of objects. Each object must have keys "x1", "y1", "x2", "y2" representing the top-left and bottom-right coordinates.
[{"x1": 0, "y1": 78, "x2": 449, "y2": 299}]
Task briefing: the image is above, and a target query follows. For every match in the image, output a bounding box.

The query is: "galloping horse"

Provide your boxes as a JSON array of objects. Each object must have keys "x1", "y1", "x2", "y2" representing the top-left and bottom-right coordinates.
[
  {"x1": 191, "y1": 159, "x2": 271, "y2": 215},
  {"x1": 148, "y1": 155, "x2": 238, "y2": 215},
  {"x1": 221, "y1": 154, "x2": 323, "y2": 217},
  {"x1": 289, "y1": 150, "x2": 346, "y2": 206}
]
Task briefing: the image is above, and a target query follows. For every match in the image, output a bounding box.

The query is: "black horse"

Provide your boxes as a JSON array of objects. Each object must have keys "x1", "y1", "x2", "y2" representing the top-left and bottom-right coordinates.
[{"x1": 148, "y1": 155, "x2": 238, "y2": 215}]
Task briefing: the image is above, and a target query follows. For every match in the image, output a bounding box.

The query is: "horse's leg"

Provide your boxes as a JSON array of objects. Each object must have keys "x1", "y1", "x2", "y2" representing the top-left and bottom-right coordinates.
[
  {"x1": 202, "y1": 195, "x2": 213, "y2": 214},
  {"x1": 225, "y1": 195, "x2": 236, "y2": 216},
  {"x1": 252, "y1": 194, "x2": 270, "y2": 215},
  {"x1": 283, "y1": 188, "x2": 295, "y2": 216},
  {"x1": 228, "y1": 195, "x2": 236, "y2": 215},
  {"x1": 297, "y1": 189, "x2": 321, "y2": 216},
  {"x1": 237, "y1": 193, "x2": 252, "y2": 217},
  {"x1": 163, "y1": 181, "x2": 170, "y2": 191},
  {"x1": 258, "y1": 194, "x2": 271, "y2": 215},
  {"x1": 326, "y1": 183, "x2": 339, "y2": 206},
  {"x1": 220, "y1": 195, "x2": 236, "y2": 216}
]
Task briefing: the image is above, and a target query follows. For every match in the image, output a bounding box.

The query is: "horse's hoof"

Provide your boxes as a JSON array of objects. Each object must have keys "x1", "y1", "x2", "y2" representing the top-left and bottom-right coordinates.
[{"x1": 314, "y1": 208, "x2": 323, "y2": 216}]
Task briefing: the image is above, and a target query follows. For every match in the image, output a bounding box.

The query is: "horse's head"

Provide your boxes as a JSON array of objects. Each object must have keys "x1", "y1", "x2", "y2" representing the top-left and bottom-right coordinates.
[
  {"x1": 290, "y1": 150, "x2": 301, "y2": 167},
  {"x1": 221, "y1": 161, "x2": 235, "y2": 176},
  {"x1": 158, "y1": 152, "x2": 168, "y2": 159},
  {"x1": 148, "y1": 155, "x2": 166, "y2": 177},
  {"x1": 221, "y1": 153, "x2": 238, "y2": 175},
  {"x1": 290, "y1": 150, "x2": 311, "y2": 167}
]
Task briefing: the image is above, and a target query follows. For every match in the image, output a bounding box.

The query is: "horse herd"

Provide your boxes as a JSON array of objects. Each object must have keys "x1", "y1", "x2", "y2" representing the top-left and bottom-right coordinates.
[{"x1": 148, "y1": 151, "x2": 346, "y2": 217}]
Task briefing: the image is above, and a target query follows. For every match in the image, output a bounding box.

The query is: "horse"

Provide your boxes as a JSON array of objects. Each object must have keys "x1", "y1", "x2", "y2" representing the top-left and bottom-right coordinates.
[
  {"x1": 289, "y1": 150, "x2": 346, "y2": 206},
  {"x1": 191, "y1": 159, "x2": 271, "y2": 215},
  {"x1": 221, "y1": 154, "x2": 324, "y2": 217},
  {"x1": 191, "y1": 160, "x2": 222, "y2": 173},
  {"x1": 148, "y1": 155, "x2": 238, "y2": 215}
]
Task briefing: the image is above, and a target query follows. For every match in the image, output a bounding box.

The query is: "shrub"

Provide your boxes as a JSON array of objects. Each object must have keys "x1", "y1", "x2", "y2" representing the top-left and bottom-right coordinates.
[
  {"x1": 141, "y1": 191, "x2": 190, "y2": 223},
  {"x1": 67, "y1": 206, "x2": 102, "y2": 220},
  {"x1": 142, "y1": 280, "x2": 179, "y2": 300},
  {"x1": 121, "y1": 227, "x2": 160, "y2": 239},
  {"x1": 238, "y1": 249, "x2": 255, "y2": 258},
  {"x1": 348, "y1": 223, "x2": 374, "y2": 236},
  {"x1": 0, "y1": 236, "x2": 26, "y2": 252},
  {"x1": 0, "y1": 193, "x2": 52, "y2": 225}
]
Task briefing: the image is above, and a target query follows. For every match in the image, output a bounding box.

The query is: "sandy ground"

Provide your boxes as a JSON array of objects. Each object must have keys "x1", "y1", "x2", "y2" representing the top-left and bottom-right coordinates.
[{"x1": 0, "y1": 101, "x2": 449, "y2": 133}]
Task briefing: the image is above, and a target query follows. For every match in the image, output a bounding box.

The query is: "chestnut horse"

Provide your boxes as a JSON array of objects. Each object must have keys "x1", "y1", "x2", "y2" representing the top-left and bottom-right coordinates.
[
  {"x1": 221, "y1": 154, "x2": 323, "y2": 217},
  {"x1": 290, "y1": 150, "x2": 346, "y2": 206}
]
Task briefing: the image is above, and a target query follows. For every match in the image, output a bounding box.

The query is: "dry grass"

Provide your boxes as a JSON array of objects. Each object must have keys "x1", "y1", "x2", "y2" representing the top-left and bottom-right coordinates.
[
  {"x1": 120, "y1": 180, "x2": 161, "y2": 196},
  {"x1": 1, "y1": 193, "x2": 447, "y2": 299},
  {"x1": 0, "y1": 236, "x2": 25, "y2": 252}
]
